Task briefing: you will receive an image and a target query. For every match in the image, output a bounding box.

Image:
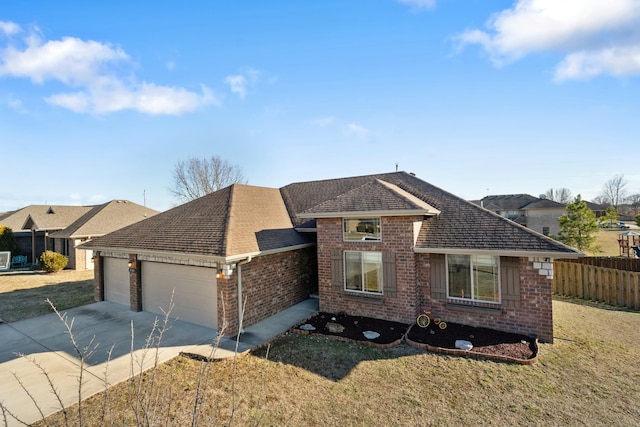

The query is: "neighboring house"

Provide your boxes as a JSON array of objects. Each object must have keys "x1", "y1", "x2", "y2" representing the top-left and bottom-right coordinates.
[
  {"x1": 584, "y1": 201, "x2": 607, "y2": 219},
  {"x1": 49, "y1": 200, "x2": 158, "y2": 270},
  {"x1": 81, "y1": 172, "x2": 581, "y2": 343},
  {"x1": 0, "y1": 201, "x2": 157, "y2": 269},
  {"x1": 472, "y1": 194, "x2": 567, "y2": 236},
  {"x1": 0, "y1": 205, "x2": 93, "y2": 264}
]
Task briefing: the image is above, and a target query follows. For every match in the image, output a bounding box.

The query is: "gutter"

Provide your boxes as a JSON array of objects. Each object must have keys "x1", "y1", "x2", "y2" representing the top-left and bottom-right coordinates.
[
  {"x1": 413, "y1": 247, "x2": 584, "y2": 259},
  {"x1": 235, "y1": 256, "x2": 253, "y2": 334}
]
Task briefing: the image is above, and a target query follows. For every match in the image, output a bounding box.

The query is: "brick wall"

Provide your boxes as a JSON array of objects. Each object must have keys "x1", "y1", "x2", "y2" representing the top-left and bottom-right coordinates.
[
  {"x1": 93, "y1": 253, "x2": 104, "y2": 301},
  {"x1": 417, "y1": 254, "x2": 554, "y2": 343},
  {"x1": 216, "y1": 246, "x2": 317, "y2": 335},
  {"x1": 129, "y1": 254, "x2": 142, "y2": 311},
  {"x1": 317, "y1": 216, "x2": 421, "y2": 324},
  {"x1": 317, "y1": 217, "x2": 555, "y2": 343}
]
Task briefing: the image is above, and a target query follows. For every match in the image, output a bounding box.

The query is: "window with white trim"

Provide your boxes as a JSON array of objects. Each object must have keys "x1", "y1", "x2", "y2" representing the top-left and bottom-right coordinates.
[
  {"x1": 343, "y1": 218, "x2": 381, "y2": 241},
  {"x1": 344, "y1": 251, "x2": 383, "y2": 294},
  {"x1": 447, "y1": 254, "x2": 500, "y2": 303}
]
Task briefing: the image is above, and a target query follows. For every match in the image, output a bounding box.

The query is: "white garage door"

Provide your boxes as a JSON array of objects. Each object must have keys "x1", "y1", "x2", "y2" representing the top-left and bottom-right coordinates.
[
  {"x1": 142, "y1": 262, "x2": 217, "y2": 329},
  {"x1": 104, "y1": 257, "x2": 130, "y2": 306}
]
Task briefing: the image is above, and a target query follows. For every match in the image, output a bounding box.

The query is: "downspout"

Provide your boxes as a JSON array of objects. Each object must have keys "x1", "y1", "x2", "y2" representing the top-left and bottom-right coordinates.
[{"x1": 236, "y1": 256, "x2": 253, "y2": 334}]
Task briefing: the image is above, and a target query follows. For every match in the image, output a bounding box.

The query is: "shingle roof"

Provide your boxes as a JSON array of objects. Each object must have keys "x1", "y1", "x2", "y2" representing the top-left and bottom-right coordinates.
[
  {"x1": 286, "y1": 172, "x2": 578, "y2": 255},
  {"x1": 474, "y1": 194, "x2": 540, "y2": 210},
  {"x1": 49, "y1": 200, "x2": 159, "y2": 239},
  {"x1": 0, "y1": 205, "x2": 93, "y2": 232},
  {"x1": 83, "y1": 171, "x2": 580, "y2": 259},
  {"x1": 523, "y1": 199, "x2": 566, "y2": 209},
  {"x1": 298, "y1": 179, "x2": 440, "y2": 217},
  {"x1": 83, "y1": 184, "x2": 313, "y2": 258}
]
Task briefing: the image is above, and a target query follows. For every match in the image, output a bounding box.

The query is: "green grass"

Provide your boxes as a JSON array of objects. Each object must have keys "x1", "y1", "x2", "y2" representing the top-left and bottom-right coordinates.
[{"x1": 36, "y1": 298, "x2": 640, "y2": 426}]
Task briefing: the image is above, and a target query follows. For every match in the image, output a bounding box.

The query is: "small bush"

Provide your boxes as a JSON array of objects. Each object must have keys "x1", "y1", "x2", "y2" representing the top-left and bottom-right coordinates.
[{"x1": 39, "y1": 250, "x2": 68, "y2": 273}]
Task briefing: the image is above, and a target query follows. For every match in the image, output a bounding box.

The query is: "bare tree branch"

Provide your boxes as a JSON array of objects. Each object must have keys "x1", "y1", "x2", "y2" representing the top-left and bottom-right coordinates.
[
  {"x1": 599, "y1": 174, "x2": 628, "y2": 209},
  {"x1": 169, "y1": 156, "x2": 247, "y2": 203},
  {"x1": 544, "y1": 188, "x2": 573, "y2": 204}
]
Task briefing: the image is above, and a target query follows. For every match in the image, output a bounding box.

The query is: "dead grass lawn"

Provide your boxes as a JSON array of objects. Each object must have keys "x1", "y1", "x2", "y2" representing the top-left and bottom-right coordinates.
[
  {"x1": 0, "y1": 269, "x2": 94, "y2": 323},
  {"x1": 36, "y1": 298, "x2": 640, "y2": 426}
]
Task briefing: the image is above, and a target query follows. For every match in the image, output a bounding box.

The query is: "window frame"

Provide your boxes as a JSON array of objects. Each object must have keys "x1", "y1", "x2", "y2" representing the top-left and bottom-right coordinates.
[
  {"x1": 446, "y1": 254, "x2": 501, "y2": 305},
  {"x1": 343, "y1": 250, "x2": 383, "y2": 295},
  {"x1": 343, "y1": 217, "x2": 382, "y2": 242}
]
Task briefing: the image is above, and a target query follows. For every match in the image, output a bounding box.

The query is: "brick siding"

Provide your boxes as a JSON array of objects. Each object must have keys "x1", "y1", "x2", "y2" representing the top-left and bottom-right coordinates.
[
  {"x1": 217, "y1": 246, "x2": 317, "y2": 335},
  {"x1": 318, "y1": 217, "x2": 555, "y2": 343},
  {"x1": 317, "y1": 216, "x2": 421, "y2": 324}
]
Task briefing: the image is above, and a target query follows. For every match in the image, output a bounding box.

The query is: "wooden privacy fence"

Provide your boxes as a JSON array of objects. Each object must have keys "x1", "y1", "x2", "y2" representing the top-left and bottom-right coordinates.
[{"x1": 553, "y1": 259, "x2": 640, "y2": 310}]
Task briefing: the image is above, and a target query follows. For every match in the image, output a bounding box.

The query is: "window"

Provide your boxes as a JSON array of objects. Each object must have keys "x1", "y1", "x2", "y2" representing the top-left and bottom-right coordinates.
[
  {"x1": 344, "y1": 251, "x2": 383, "y2": 294},
  {"x1": 447, "y1": 254, "x2": 500, "y2": 303},
  {"x1": 343, "y1": 218, "x2": 381, "y2": 241},
  {"x1": 542, "y1": 226, "x2": 550, "y2": 236}
]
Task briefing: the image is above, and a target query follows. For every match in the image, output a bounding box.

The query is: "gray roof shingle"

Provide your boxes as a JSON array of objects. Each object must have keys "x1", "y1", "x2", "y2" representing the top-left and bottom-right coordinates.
[
  {"x1": 83, "y1": 171, "x2": 580, "y2": 258},
  {"x1": 0, "y1": 205, "x2": 93, "y2": 232},
  {"x1": 49, "y1": 200, "x2": 159, "y2": 239}
]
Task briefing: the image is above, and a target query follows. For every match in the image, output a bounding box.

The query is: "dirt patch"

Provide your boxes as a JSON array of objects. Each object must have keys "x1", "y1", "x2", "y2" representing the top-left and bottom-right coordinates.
[{"x1": 295, "y1": 312, "x2": 537, "y2": 363}]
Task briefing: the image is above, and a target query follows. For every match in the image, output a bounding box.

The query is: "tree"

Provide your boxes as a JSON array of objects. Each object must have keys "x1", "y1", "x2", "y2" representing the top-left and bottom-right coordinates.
[
  {"x1": 544, "y1": 187, "x2": 572, "y2": 204},
  {"x1": 626, "y1": 193, "x2": 640, "y2": 215},
  {"x1": 598, "y1": 206, "x2": 618, "y2": 228},
  {"x1": 557, "y1": 195, "x2": 599, "y2": 252},
  {"x1": 169, "y1": 155, "x2": 247, "y2": 203},
  {"x1": 598, "y1": 174, "x2": 628, "y2": 209},
  {"x1": 0, "y1": 226, "x2": 20, "y2": 255}
]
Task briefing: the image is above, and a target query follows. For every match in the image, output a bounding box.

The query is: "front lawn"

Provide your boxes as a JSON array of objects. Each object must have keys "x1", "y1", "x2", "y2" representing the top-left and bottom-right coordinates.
[
  {"x1": 0, "y1": 269, "x2": 94, "y2": 323},
  {"x1": 36, "y1": 298, "x2": 640, "y2": 426}
]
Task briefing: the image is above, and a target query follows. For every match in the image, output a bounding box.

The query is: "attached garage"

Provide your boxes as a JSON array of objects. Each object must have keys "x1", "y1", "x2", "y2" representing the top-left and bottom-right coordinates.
[
  {"x1": 141, "y1": 262, "x2": 218, "y2": 329},
  {"x1": 104, "y1": 257, "x2": 130, "y2": 306}
]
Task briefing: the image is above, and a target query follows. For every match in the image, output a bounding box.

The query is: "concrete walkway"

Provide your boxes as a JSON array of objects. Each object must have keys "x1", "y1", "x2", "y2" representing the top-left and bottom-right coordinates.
[{"x1": 0, "y1": 299, "x2": 318, "y2": 427}]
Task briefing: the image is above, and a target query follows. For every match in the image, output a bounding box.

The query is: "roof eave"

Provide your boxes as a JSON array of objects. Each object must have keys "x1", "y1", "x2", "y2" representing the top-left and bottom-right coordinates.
[
  {"x1": 413, "y1": 247, "x2": 584, "y2": 259},
  {"x1": 80, "y1": 242, "x2": 317, "y2": 264},
  {"x1": 78, "y1": 245, "x2": 229, "y2": 264},
  {"x1": 297, "y1": 209, "x2": 439, "y2": 219}
]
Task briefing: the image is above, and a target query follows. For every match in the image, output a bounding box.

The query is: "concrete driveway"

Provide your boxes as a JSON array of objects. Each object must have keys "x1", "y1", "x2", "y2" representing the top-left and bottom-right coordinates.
[
  {"x1": 0, "y1": 299, "x2": 317, "y2": 427},
  {"x1": 0, "y1": 301, "x2": 220, "y2": 426}
]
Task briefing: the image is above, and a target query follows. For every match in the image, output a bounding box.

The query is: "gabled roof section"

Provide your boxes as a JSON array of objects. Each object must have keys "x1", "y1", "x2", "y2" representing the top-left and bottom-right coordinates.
[
  {"x1": 49, "y1": 200, "x2": 159, "y2": 239},
  {"x1": 474, "y1": 194, "x2": 540, "y2": 211},
  {"x1": 284, "y1": 172, "x2": 580, "y2": 257},
  {"x1": 298, "y1": 179, "x2": 440, "y2": 218},
  {"x1": 5, "y1": 205, "x2": 94, "y2": 232},
  {"x1": 84, "y1": 171, "x2": 581, "y2": 259},
  {"x1": 82, "y1": 187, "x2": 234, "y2": 257},
  {"x1": 82, "y1": 184, "x2": 313, "y2": 259},
  {"x1": 225, "y1": 184, "x2": 311, "y2": 254},
  {"x1": 523, "y1": 198, "x2": 566, "y2": 210}
]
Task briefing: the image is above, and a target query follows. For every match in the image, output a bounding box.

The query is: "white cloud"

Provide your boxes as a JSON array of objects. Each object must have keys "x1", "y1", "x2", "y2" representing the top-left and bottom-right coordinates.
[
  {"x1": 225, "y1": 67, "x2": 262, "y2": 99},
  {"x1": 555, "y1": 46, "x2": 640, "y2": 81},
  {"x1": 0, "y1": 21, "x2": 21, "y2": 36},
  {"x1": 225, "y1": 74, "x2": 247, "y2": 98},
  {"x1": 396, "y1": 0, "x2": 437, "y2": 12},
  {"x1": 310, "y1": 116, "x2": 335, "y2": 127},
  {"x1": 0, "y1": 22, "x2": 217, "y2": 114},
  {"x1": 345, "y1": 123, "x2": 372, "y2": 142},
  {"x1": 456, "y1": 0, "x2": 640, "y2": 80}
]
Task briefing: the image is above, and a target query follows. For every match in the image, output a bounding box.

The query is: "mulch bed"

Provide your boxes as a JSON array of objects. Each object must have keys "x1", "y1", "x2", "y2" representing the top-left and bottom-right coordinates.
[
  {"x1": 293, "y1": 312, "x2": 408, "y2": 348},
  {"x1": 405, "y1": 322, "x2": 538, "y2": 364},
  {"x1": 293, "y1": 312, "x2": 538, "y2": 364}
]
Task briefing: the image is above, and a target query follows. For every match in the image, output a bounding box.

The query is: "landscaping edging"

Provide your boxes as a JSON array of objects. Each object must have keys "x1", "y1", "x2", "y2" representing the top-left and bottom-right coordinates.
[
  {"x1": 404, "y1": 324, "x2": 539, "y2": 365},
  {"x1": 291, "y1": 326, "x2": 405, "y2": 349}
]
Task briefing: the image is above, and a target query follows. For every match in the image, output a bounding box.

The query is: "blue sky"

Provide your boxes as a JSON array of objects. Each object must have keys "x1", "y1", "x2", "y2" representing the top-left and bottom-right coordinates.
[{"x1": 1, "y1": 0, "x2": 639, "y2": 212}]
